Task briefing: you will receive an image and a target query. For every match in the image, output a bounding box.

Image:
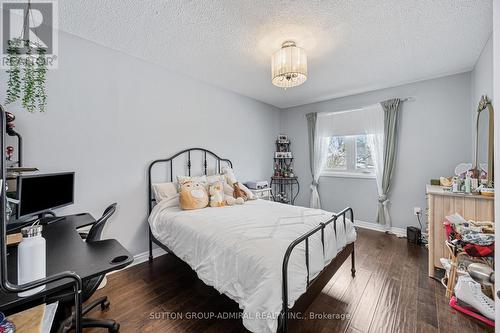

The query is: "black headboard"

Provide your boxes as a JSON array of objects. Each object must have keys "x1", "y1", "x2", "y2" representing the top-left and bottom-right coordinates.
[{"x1": 147, "y1": 148, "x2": 233, "y2": 212}]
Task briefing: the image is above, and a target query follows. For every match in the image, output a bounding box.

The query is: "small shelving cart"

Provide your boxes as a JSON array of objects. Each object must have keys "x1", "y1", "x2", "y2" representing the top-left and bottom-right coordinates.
[{"x1": 271, "y1": 136, "x2": 300, "y2": 205}]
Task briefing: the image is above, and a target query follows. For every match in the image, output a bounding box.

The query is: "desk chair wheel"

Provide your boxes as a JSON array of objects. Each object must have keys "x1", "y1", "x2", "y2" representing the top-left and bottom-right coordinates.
[
  {"x1": 82, "y1": 296, "x2": 111, "y2": 315},
  {"x1": 110, "y1": 322, "x2": 120, "y2": 333},
  {"x1": 101, "y1": 299, "x2": 111, "y2": 311}
]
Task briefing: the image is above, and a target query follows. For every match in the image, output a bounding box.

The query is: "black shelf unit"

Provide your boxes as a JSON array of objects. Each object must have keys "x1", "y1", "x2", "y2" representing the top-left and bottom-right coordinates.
[
  {"x1": 0, "y1": 106, "x2": 84, "y2": 332},
  {"x1": 271, "y1": 139, "x2": 299, "y2": 205}
]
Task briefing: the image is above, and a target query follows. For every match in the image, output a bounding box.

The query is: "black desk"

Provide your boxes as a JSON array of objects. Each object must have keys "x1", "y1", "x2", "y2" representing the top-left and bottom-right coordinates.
[{"x1": 0, "y1": 213, "x2": 133, "y2": 313}]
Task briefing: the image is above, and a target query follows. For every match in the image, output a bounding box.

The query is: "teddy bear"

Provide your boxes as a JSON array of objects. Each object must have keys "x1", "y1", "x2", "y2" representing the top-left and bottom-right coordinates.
[
  {"x1": 209, "y1": 182, "x2": 226, "y2": 207},
  {"x1": 179, "y1": 180, "x2": 209, "y2": 210},
  {"x1": 233, "y1": 182, "x2": 247, "y2": 201},
  {"x1": 221, "y1": 167, "x2": 256, "y2": 201}
]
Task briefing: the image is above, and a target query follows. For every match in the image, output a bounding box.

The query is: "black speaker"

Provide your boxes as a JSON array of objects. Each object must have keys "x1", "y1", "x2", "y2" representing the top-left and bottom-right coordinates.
[{"x1": 407, "y1": 226, "x2": 421, "y2": 244}]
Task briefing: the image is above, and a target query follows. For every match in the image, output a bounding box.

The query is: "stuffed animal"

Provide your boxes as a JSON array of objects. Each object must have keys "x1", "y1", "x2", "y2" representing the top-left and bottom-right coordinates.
[
  {"x1": 209, "y1": 182, "x2": 225, "y2": 207},
  {"x1": 221, "y1": 167, "x2": 256, "y2": 200},
  {"x1": 224, "y1": 195, "x2": 243, "y2": 205},
  {"x1": 233, "y1": 182, "x2": 247, "y2": 201},
  {"x1": 225, "y1": 195, "x2": 236, "y2": 205},
  {"x1": 179, "y1": 180, "x2": 209, "y2": 210}
]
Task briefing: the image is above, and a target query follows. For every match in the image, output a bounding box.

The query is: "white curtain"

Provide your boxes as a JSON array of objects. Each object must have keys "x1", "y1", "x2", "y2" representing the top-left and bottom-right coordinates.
[
  {"x1": 310, "y1": 132, "x2": 329, "y2": 208},
  {"x1": 312, "y1": 104, "x2": 385, "y2": 216},
  {"x1": 363, "y1": 105, "x2": 387, "y2": 228}
]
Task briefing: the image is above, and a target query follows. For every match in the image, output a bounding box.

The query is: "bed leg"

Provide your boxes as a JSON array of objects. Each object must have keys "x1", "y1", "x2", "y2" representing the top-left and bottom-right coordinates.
[
  {"x1": 351, "y1": 247, "x2": 356, "y2": 277},
  {"x1": 281, "y1": 312, "x2": 288, "y2": 333},
  {"x1": 148, "y1": 230, "x2": 153, "y2": 263}
]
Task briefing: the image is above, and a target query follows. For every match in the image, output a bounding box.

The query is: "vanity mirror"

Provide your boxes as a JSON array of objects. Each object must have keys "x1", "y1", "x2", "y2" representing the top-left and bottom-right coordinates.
[{"x1": 473, "y1": 95, "x2": 494, "y2": 187}]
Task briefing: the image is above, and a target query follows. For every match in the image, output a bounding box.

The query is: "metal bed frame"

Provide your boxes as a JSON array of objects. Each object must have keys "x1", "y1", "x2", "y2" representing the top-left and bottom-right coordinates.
[{"x1": 147, "y1": 148, "x2": 355, "y2": 333}]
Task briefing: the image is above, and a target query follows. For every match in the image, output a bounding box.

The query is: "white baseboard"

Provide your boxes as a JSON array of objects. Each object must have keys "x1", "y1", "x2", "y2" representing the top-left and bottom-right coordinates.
[
  {"x1": 132, "y1": 247, "x2": 167, "y2": 266},
  {"x1": 354, "y1": 220, "x2": 406, "y2": 238}
]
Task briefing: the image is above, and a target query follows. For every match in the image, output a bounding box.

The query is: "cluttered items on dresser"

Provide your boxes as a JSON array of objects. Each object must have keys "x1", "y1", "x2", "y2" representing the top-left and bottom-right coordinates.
[{"x1": 435, "y1": 162, "x2": 493, "y2": 197}]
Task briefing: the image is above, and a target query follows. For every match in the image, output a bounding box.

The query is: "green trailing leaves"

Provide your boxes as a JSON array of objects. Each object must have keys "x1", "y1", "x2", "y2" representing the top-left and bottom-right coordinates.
[
  {"x1": 5, "y1": 39, "x2": 22, "y2": 105},
  {"x1": 4, "y1": 38, "x2": 48, "y2": 112},
  {"x1": 35, "y1": 47, "x2": 47, "y2": 112},
  {"x1": 22, "y1": 43, "x2": 36, "y2": 112}
]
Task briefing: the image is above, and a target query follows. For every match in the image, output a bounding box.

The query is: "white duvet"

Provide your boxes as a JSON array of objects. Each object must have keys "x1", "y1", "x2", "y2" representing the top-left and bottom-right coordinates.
[{"x1": 148, "y1": 199, "x2": 356, "y2": 333}]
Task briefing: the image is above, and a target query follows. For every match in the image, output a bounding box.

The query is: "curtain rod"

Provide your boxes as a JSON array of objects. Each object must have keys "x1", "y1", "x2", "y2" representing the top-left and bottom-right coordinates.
[{"x1": 313, "y1": 96, "x2": 415, "y2": 117}]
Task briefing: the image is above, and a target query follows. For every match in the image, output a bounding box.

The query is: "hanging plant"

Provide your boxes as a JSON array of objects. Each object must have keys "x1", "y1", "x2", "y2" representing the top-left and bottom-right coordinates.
[
  {"x1": 4, "y1": 0, "x2": 48, "y2": 112},
  {"x1": 35, "y1": 47, "x2": 47, "y2": 112},
  {"x1": 5, "y1": 38, "x2": 22, "y2": 105},
  {"x1": 22, "y1": 41, "x2": 36, "y2": 112},
  {"x1": 4, "y1": 39, "x2": 48, "y2": 113}
]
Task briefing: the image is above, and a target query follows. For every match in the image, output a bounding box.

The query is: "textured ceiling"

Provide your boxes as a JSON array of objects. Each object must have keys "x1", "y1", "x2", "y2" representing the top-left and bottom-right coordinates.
[{"x1": 58, "y1": 1, "x2": 493, "y2": 108}]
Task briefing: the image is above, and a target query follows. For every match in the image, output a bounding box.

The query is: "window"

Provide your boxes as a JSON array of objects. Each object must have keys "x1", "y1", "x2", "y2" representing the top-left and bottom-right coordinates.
[{"x1": 324, "y1": 134, "x2": 375, "y2": 178}]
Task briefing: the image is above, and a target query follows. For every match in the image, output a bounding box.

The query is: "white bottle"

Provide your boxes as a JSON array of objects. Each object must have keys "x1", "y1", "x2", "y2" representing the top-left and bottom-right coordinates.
[
  {"x1": 471, "y1": 178, "x2": 479, "y2": 192},
  {"x1": 452, "y1": 177, "x2": 460, "y2": 192},
  {"x1": 464, "y1": 175, "x2": 472, "y2": 193},
  {"x1": 17, "y1": 225, "x2": 46, "y2": 297}
]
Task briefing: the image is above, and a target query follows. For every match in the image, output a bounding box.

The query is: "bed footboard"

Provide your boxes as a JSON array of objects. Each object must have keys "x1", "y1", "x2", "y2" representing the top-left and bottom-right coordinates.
[{"x1": 280, "y1": 207, "x2": 355, "y2": 333}]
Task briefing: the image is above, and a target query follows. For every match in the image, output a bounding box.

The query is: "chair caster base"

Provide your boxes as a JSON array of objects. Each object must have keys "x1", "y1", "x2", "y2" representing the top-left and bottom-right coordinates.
[
  {"x1": 110, "y1": 322, "x2": 120, "y2": 333},
  {"x1": 101, "y1": 300, "x2": 111, "y2": 311}
]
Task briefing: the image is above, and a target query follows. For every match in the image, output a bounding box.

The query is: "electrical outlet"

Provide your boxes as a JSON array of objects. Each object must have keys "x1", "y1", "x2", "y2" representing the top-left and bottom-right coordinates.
[{"x1": 413, "y1": 207, "x2": 422, "y2": 216}]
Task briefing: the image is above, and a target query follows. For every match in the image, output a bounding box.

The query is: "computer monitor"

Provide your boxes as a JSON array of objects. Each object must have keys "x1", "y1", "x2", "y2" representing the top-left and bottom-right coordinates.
[{"x1": 17, "y1": 172, "x2": 75, "y2": 219}]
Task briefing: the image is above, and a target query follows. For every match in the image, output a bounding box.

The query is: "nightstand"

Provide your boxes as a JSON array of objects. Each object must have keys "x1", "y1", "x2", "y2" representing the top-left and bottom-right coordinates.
[{"x1": 250, "y1": 188, "x2": 272, "y2": 200}]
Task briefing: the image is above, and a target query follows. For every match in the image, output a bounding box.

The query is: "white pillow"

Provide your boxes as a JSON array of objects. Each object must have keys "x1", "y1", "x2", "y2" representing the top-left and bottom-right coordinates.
[
  {"x1": 159, "y1": 193, "x2": 180, "y2": 208},
  {"x1": 152, "y1": 182, "x2": 178, "y2": 202},
  {"x1": 177, "y1": 175, "x2": 207, "y2": 185},
  {"x1": 206, "y1": 174, "x2": 225, "y2": 184},
  {"x1": 223, "y1": 182, "x2": 234, "y2": 196}
]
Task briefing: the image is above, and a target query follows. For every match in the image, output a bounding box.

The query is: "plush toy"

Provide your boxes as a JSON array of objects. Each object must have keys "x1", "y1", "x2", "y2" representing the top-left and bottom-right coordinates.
[
  {"x1": 221, "y1": 167, "x2": 256, "y2": 200},
  {"x1": 179, "y1": 180, "x2": 209, "y2": 210},
  {"x1": 233, "y1": 182, "x2": 247, "y2": 201},
  {"x1": 222, "y1": 167, "x2": 257, "y2": 201},
  {"x1": 224, "y1": 195, "x2": 243, "y2": 205},
  {"x1": 225, "y1": 195, "x2": 236, "y2": 205},
  {"x1": 209, "y1": 182, "x2": 225, "y2": 207}
]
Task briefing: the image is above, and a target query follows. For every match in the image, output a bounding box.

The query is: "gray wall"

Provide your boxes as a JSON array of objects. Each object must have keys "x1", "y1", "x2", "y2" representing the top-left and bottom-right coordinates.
[
  {"x1": 471, "y1": 34, "x2": 494, "y2": 165},
  {"x1": 280, "y1": 73, "x2": 473, "y2": 229},
  {"x1": 0, "y1": 31, "x2": 280, "y2": 256}
]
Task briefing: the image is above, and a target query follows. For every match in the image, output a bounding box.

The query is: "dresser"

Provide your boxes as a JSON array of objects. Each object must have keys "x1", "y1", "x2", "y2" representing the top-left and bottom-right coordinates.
[{"x1": 426, "y1": 185, "x2": 494, "y2": 277}]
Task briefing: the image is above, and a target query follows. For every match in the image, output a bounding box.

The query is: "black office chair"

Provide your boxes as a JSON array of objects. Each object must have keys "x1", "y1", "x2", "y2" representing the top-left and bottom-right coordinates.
[{"x1": 57, "y1": 203, "x2": 119, "y2": 333}]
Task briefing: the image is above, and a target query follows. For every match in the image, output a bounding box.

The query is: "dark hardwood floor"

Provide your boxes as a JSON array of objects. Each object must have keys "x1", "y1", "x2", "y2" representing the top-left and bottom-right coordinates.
[{"x1": 86, "y1": 228, "x2": 492, "y2": 333}]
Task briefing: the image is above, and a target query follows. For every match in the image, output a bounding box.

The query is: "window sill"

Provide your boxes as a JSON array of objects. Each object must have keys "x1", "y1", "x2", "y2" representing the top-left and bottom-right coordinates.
[{"x1": 320, "y1": 171, "x2": 376, "y2": 179}]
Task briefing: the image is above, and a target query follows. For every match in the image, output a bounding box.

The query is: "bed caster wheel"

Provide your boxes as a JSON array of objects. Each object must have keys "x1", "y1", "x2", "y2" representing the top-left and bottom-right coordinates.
[
  {"x1": 101, "y1": 300, "x2": 111, "y2": 311},
  {"x1": 351, "y1": 269, "x2": 356, "y2": 277},
  {"x1": 109, "y1": 323, "x2": 120, "y2": 333}
]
